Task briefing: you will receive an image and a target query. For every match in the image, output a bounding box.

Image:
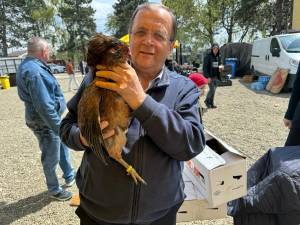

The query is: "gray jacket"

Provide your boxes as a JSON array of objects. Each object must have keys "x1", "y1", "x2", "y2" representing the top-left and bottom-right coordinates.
[
  {"x1": 228, "y1": 146, "x2": 300, "y2": 225},
  {"x1": 60, "y1": 67, "x2": 205, "y2": 224}
]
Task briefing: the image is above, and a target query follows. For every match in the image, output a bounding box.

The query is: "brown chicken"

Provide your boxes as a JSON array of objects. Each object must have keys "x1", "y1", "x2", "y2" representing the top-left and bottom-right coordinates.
[{"x1": 78, "y1": 33, "x2": 146, "y2": 184}]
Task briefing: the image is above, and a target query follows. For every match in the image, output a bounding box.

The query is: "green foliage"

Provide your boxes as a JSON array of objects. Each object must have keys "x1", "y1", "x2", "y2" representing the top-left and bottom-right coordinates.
[
  {"x1": 163, "y1": 0, "x2": 222, "y2": 63},
  {"x1": 59, "y1": 0, "x2": 96, "y2": 60},
  {"x1": 0, "y1": 0, "x2": 28, "y2": 56},
  {"x1": 105, "y1": 0, "x2": 147, "y2": 38}
]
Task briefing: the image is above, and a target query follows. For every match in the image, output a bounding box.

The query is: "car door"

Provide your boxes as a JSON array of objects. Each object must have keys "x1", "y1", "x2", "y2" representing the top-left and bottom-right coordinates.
[{"x1": 269, "y1": 37, "x2": 281, "y2": 74}]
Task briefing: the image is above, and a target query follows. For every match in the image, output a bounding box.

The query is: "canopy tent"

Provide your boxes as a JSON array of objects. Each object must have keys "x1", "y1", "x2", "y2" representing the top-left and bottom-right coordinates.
[
  {"x1": 220, "y1": 42, "x2": 253, "y2": 77},
  {"x1": 119, "y1": 34, "x2": 179, "y2": 48}
]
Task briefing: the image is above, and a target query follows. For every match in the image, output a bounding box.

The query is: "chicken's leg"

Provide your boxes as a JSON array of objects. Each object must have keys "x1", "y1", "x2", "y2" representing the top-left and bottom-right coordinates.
[{"x1": 115, "y1": 158, "x2": 146, "y2": 185}]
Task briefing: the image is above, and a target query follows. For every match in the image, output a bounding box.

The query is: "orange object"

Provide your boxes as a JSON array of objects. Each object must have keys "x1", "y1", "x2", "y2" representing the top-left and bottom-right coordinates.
[{"x1": 70, "y1": 193, "x2": 80, "y2": 207}]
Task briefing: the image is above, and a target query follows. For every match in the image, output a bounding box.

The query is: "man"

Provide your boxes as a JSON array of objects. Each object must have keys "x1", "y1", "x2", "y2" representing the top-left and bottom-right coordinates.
[
  {"x1": 79, "y1": 60, "x2": 87, "y2": 77},
  {"x1": 16, "y1": 37, "x2": 75, "y2": 201},
  {"x1": 203, "y1": 43, "x2": 222, "y2": 108},
  {"x1": 283, "y1": 63, "x2": 300, "y2": 146},
  {"x1": 66, "y1": 59, "x2": 79, "y2": 91},
  {"x1": 60, "y1": 3, "x2": 205, "y2": 225}
]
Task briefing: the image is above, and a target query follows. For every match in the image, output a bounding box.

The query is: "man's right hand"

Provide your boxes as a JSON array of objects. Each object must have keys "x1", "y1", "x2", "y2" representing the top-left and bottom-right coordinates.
[
  {"x1": 94, "y1": 63, "x2": 146, "y2": 110},
  {"x1": 283, "y1": 118, "x2": 292, "y2": 129},
  {"x1": 79, "y1": 119, "x2": 115, "y2": 147}
]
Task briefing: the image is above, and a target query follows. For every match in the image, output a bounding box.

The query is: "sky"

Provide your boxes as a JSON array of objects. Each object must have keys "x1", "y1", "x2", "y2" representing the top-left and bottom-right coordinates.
[{"x1": 91, "y1": 0, "x2": 161, "y2": 34}]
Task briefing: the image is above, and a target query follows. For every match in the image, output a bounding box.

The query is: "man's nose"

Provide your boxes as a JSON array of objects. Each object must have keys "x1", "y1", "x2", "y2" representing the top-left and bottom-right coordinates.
[{"x1": 142, "y1": 33, "x2": 155, "y2": 45}]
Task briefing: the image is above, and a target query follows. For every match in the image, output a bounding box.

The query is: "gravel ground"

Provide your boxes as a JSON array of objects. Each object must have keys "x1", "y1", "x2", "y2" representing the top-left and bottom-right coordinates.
[{"x1": 0, "y1": 74, "x2": 291, "y2": 225}]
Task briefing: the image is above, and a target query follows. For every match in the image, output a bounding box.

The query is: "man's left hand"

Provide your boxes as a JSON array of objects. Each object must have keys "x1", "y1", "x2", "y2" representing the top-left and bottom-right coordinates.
[{"x1": 95, "y1": 63, "x2": 146, "y2": 110}]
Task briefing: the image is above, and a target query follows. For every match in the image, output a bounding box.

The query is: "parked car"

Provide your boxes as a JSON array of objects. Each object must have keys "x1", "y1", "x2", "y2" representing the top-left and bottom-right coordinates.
[{"x1": 47, "y1": 63, "x2": 65, "y2": 74}]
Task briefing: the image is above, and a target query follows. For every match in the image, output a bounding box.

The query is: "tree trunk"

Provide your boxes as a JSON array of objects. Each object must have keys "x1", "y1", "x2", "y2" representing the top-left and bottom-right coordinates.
[{"x1": 0, "y1": 0, "x2": 8, "y2": 56}]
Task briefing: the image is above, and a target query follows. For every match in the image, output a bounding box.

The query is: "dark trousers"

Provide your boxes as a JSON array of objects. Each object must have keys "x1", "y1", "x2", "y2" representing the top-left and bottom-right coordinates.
[
  {"x1": 285, "y1": 127, "x2": 300, "y2": 146},
  {"x1": 205, "y1": 78, "x2": 218, "y2": 106},
  {"x1": 76, "y1": 202, "x2": 182, "y2": 225}
]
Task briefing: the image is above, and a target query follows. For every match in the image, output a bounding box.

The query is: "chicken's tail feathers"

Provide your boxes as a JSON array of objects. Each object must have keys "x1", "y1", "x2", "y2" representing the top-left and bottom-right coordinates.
[{"x1": 82, "y1": 122, "x2": 109, "y2": 165}]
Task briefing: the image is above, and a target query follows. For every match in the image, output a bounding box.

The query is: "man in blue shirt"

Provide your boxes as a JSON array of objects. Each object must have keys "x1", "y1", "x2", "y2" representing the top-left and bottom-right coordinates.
[
  {"x1": 16, "y1": 37, "x2": 75, "y2": 201},
  {"x1": 60, "y1": 3, "x2": 205, "y2": 225}
]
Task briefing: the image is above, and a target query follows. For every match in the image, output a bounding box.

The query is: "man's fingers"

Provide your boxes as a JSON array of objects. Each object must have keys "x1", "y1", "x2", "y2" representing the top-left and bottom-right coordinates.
[
  {"x1": 100, "y1": 120, "x2": 109, "y2": 129},
  {"x1": 95, "y1": 80, "x2": 120, "y2": 90},
  {"x1": 96, "y1": 65, "x2": 109, "y2": 70},
  {"x1": 103, "y1": 129, "x2": 115, "y2": 139},
  {"x1": 96, "y1": 70, "x2": 128, "y2": 83}
]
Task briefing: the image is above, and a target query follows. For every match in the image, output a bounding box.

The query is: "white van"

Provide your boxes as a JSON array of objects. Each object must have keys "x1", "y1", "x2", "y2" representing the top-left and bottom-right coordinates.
[{"x1": 251, "y1": 33, "x2": 300, "y2": 90}]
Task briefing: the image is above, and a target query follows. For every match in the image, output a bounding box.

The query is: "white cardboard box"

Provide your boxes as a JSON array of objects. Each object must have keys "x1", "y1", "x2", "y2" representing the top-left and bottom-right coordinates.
[
  {"x1": 189, "y1": 130, "x2": 247, "y2": 208},
  {"x1": 176, "y1": 165, "x2": 227, "y2": 222}
]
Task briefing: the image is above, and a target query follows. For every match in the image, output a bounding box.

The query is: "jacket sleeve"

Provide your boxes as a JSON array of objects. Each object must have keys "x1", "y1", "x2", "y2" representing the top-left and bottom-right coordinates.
[
  {"x1": 26, "y1": 70, "x2": 61, "y2": 134},
  {"x1": 202, "y1": 54, "x2": 211, "y2": 78},
  {"x1": 133, "y1": 80, "x2": 205, "y2": 161},
  {"x1": 228, "y1": 170, "x2": 299, "y2": 216},
  {"x1": 59, "y1": 76, "x2": 90, "y2": 151},
  {"x1": 285, "y1": 63, "x2": 300, "y2": 120}
]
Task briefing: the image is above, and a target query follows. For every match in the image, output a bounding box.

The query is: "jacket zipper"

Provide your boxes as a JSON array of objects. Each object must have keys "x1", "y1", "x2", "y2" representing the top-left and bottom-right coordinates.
[{"x1": 131, "y1": 123, "x2": 143, "y2": 223}]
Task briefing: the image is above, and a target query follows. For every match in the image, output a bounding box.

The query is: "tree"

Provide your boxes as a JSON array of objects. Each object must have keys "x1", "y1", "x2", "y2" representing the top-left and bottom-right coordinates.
[
  {"x1": 106, "y1": 0, "x2": 147, "y2": 38},
  {"x1": 59, "y1": 0, "x2": 96, "y2": 59},
  {"x1": 0, "y1": 0, "x2": 27, "y2": 56}
]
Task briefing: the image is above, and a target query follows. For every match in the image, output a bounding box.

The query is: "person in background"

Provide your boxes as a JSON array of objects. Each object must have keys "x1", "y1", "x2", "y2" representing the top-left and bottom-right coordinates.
[
  {"x1": 188, "y1": 67, "x2": 209, "y2": 97},
  {"x1": 188, "y1": 67, "x2": 209, "y2": 123},
  {"x1": 283, "y1": 63, "x2": 300, "y2": 146},
  {"x1": 66, "y1": 59, "x2": 79, "y2": 91},
  {"x1": 78, "y1": 60, "x2": 85, "y2": 76},
  {"x1": 16, "y1": 37, "x2": 75, "y2": 201},
  {"x1": 60, "y1": 3, "x2": 205, "y2": 225},
  {"x1": 203, "y1": 43, "x2": 223, "y2": 109}
]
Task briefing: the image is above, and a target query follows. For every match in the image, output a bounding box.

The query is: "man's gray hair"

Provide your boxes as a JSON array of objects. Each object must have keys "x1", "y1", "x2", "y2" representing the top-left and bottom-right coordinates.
[
  {"x1": 27, "y1": 37, "x2": 49, "y2": 56},
  {"x1": 128, "y1": 3, "x2": 177, "y2": 42}
]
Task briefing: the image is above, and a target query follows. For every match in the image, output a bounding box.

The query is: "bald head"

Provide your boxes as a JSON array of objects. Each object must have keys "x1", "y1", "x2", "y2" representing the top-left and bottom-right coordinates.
[
  {"x1": 128, "y1": 3, "x2": 177, "y2": 42},
  {"x1": 27, "y1": 37, "x2": 50, "y2": 62}
]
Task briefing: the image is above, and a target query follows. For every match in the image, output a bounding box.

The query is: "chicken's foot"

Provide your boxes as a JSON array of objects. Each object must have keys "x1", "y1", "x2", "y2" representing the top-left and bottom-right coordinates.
[{"x1": 116, "y1": 158, "x2": 146, "y2": 185}]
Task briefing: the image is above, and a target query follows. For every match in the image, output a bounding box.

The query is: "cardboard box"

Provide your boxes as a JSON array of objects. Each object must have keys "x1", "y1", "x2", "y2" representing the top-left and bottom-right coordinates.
[
  {"x1": 189, "y1": 130, "x2": 247, "y2": 207},
  {"x1": 242, "y1": 75, "x2": 254, "y2": 83},
  {"x1": 176, "y1": 165, "x2": 227, "y2": 222}
]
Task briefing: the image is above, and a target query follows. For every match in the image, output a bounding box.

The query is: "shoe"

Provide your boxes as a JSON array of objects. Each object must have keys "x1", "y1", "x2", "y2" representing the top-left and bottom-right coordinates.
[
  {"x1": 204, "y1": 100, "x2": 211, "y2": 108},
  {"x1": 211, "y1": 105, "x2": 217, "y2": 108},
  {"x1": 65, "y1": 177, "x2": 75, "y2": 188},
  {"x1": 51, "y1": 190, "x2": 72, "y2": 201}
]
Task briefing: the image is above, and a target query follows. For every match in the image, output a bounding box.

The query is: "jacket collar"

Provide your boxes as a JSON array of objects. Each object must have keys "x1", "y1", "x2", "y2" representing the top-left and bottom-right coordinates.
[
  {"x1": 25, "y1": 56, "x2": 52, "y2": 74},
  {"x1": 147, "y1": 66, "x2": 170, "y2": 91}
]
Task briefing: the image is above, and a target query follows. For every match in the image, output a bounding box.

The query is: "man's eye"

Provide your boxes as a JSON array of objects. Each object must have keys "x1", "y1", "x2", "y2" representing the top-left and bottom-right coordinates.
[
  {"x1": 134, "y1": 31, "x2": 146, "y2": 36},
  {"x1": 154, "y1": 33, "x2": 167, "y2": 41}
]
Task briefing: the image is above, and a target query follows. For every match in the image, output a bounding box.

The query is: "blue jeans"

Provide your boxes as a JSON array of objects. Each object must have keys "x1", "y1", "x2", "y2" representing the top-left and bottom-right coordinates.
[
  {"x1": 27, "y1": 122, "x2": 75, "y2": 195},
  {"x1": 205, "y1": 78, "x2": 218, "y2": 106}
]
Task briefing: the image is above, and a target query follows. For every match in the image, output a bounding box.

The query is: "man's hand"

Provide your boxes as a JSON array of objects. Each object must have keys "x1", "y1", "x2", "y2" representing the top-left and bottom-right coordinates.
[
  {"x1": 95, "y1": 63, "x2": 146, "y2": 110},
  {"x1": 208, "y1": 78, "x2": 211, "y2": 84},
  {"x1": 79, "y1": 120, "x2": 115, "y2": 147},
  {"x1": 283, "y1": 118, "x2": 292, "y2": 129}
]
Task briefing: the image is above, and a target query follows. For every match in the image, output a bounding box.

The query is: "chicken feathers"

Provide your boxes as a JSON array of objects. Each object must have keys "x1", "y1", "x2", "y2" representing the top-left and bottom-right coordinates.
[{"x1": 77, "y1": 33, "x2": 146, "y2": 184}]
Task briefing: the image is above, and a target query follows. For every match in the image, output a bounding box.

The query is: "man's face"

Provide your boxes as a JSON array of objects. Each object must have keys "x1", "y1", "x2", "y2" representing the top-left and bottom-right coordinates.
[
  {"x1": 129, "y1": 7, "x2": 174, "y2": 75},
  {"x1": 41, "y1": 45, "x2": 50, "y2": 62}
]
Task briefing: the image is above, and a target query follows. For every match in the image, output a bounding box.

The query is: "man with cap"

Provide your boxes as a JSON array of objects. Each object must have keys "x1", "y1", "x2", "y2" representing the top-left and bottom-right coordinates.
[{"x1": 203, "y1": 43, "x2": 223, "y2": 108}]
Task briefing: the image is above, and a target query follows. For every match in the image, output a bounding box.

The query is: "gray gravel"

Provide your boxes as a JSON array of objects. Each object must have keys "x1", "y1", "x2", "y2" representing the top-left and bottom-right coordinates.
[{"x1": 0, "y1": 75, "x2": 290, "y2": 225}]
